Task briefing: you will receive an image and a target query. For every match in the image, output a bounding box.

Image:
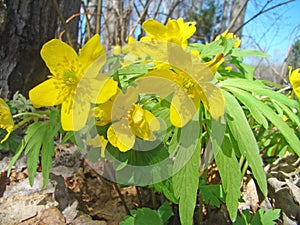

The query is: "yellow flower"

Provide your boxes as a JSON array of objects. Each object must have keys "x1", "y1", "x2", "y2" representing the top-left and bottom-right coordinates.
[
  {"x1": 0, "y1": 98, "x2": 14, "y2": 143},
  {"x1": 289, "y1": 66, "x2": 300, "y2": 99},
  {"x1": 141, "y1": 18, "x2": 196, "y2": 47},
  {"x1": 205, "y1": 53, "x2": 225, "y2": 74},
  {"x1": 86, "y1": 135, "x2": 108, "y2": 158},
  {"x1": 134, "y1": 44, "x2": 225, "y2": 127},
  {"x1": 104, "y1": 87, "x2": 160, "y2": 152},
  {"x1": 215, "y1": 30, "x2": 240, "y2": 48},
  {"x1": 113, "y1": 45, "x2": 121, "y2": 56},
  {"x1": 29, "y1": 34, "x2": 118, "y2": 131}
]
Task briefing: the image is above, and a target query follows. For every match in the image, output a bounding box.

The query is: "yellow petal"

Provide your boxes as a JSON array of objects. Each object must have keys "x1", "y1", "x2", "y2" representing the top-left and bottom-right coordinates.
[
  {"x1": 205, "y1": 53, "x2": 224, "y2": 74},
  {"x1": 86, "y1": 135, "x2": 108, "y2": 158},
  {"x1": 61, "y1": 95, "x2": 90, "y2": 131},
  {"x1": 29, "y1": 79, "x2": 64, "y2": 108},
  {"x1": 170, "y1": 90, "x2": 197, "y2": 128},
  {"x1": 94, "y1": 75, "x2": 118, "y2": 104},
  {"x1": 290, "y1": 68, "x2": 300, "y2": 99},
  {"x1": 0, "y1": 98, "x2": 14, "y2": 143},
  {"x1": 142, "y1": 19, "x2": 166, "y2": 39},
  {"x1": 177, "y1": 18, "x2": 196, "y2": 40},
  {"x1": 113, "y1": 45, "x2": 121, "y2": 56},
  {"x1": 107, "y1": 122, "x2": 135, "y2": 152},
  {"x1": 200, "y1": 83, "x2": 225, "y2": 120},
  {"x1": 41, "y1": 39, "x2": 78, "y2": 77},
  {"x1": 79, "y1": 34, "x2": 106, "y2": 70}
]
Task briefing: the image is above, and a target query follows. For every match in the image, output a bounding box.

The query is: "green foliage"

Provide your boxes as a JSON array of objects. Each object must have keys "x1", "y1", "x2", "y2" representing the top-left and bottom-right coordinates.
[
  {"x1": 234, "y1": 209, "x2": 281, "y2": 225},
  {"x1": 120, "y1": 202, "x2": 173, "y2": 225},
  {"x1": 199, "y1": 184, "x2": 225, "y2": 207},
  {"x1": 8, "y1": 109, "x2": 60, "y2": 187}
]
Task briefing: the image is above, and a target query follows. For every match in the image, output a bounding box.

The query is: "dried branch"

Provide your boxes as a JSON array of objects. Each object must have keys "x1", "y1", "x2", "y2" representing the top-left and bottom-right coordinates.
[
  {"x1": 163, "y1": 0, "x2": 182, "y2": 24},
  {"x1": 96, "y1": 0, "x2": 103, "y2": 34},
  {"x1": 51, "y1": 0, "x2": 73, "y2": 47},
  {"x1": 234, "y1": 0, "x2": 295, "y2": 34},
  {"x1": 129, "y1": 0, "x2": 152, "y2": 37}
]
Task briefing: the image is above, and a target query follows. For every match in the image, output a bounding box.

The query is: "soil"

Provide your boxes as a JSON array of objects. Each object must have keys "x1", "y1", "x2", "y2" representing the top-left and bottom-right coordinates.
[{"x1": 0, "y1": 144, "x2": 299, "y2": 225}]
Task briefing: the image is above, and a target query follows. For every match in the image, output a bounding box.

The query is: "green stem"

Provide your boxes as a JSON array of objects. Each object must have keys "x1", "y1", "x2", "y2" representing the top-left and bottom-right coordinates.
[
  {"x1": 241, "y1": 160, "x2": 249, "y2": 179},
  {"x1": 151, "y1": 188, "x2": 157, "y2": 209},
  {"x1": 12, "y1": 112, "x2": 46, "y2": 118},
  {"x1": 198, "y1": 192, "x2": 204, "y2": 224},
  {"x1": 239, "y1": 155, "x2": 245, "y2": 169}
]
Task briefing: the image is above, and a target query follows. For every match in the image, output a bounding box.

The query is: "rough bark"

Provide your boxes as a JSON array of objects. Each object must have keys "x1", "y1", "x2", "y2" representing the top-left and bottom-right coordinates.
[{"x1": 0, "y1": 0, "x2": 80, "y2": 99}]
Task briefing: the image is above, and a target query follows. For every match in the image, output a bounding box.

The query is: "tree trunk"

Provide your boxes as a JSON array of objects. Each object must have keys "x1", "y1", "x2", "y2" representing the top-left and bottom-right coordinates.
[
  {"x1": 228, "y1": 0, "x2": 248, "y2": 38},
  {"x1": 0, "y1": 0, "x2": 80, "y2": 99}
]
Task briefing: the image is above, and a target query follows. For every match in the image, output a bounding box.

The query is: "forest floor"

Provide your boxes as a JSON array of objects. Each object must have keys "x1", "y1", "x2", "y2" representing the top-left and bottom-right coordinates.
[{"x1": 0, "y1": 143, "x2": 299, "y2": 225}]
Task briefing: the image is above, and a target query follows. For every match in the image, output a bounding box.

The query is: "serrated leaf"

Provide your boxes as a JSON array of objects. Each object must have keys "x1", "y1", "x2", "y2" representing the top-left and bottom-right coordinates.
[
  {"x1": 251, "y1": 209, "x2": 281, "y2": 225},
  {"x1": 223, "y1": 90, "x2": 267, "y2": 196},
  {"x1": 135, "y1": 208, "x2": 163, "y2": 225},
  {"x1": 173, "y1": 118, "x2": 201, "y2": 225},
  {"x1": 158, "y1": 202, "x2": 174, "y2": 224},
  {"x1": 199, "y1": 184, "x2": 225, "y2": 207},
  {"x1": 231, "y1": 49, "x2": 270, "y2": 58}
]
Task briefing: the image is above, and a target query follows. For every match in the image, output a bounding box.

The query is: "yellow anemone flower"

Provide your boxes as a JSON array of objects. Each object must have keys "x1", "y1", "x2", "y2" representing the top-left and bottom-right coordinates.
[
  {"x1": 289, "y1": 66, "x2": 300, "y2": 99},
  {"x1": 0, "y1": 98, "x2": 14, "y2": 143},
  {"x1": 105, "y1": 87, "x2": 160, "y2": 152},
  {"x1": 108, "y1": 104, "x2": 160, "y2": 152},
  {"x1": 29, "y1": 34, "x2": 118, "y2": 131},
  {"x1": 215, "y1": 30, "x2": 240, "y2": 48},
  {"x1": 134, "y1": 43, "x2": 225, "y2": 127},
  {"x1": 141, "y1": 18, "x2": 196, "y2": 47}
]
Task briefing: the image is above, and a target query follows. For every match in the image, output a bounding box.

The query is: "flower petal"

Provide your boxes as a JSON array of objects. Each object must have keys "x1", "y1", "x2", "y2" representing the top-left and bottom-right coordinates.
[
  {"x1": 41, "y1": 39, "x2": 78, "y2": 77},
  {"x1": 0, "y1": 98, "x2": 14, "y2": 143},
  {"x1": 108, "y1": 121, "x2": 135, "y2": 152},
  {"x1": 142, "y1": 19, "x2": 166, "y2": 39},
  {"x1": 290, "y1": 68, "x2": 300, "y2": 99},
  {"x1": 200, "y1": 83, "x2": 225, "y2": 120},
  {"x1": 86, "y1": 135, "x2": 108, "y2": 158},
  {"x1": 29, "y1": 79, "x2": 63, "y2": 108},
  {"x1": 61, "y1": 95, "x2": 90, "y2": 131},
  {"x1": 92, "y1": 75, "x2": 118, "y2": 104},
  {"x1": 79, "y1": 34, "x2": 106, "y2": 70},
  {"x1": 170, "y1": 90, "x2": 197, "y2": 128}
]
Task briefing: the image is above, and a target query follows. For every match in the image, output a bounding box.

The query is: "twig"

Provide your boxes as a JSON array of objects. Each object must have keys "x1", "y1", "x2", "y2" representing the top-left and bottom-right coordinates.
[
  {"x1": 114, "y1": 183, "x2": 131, "y2": 215},
  {"x1": 128, "y1": 0, "x2": 152, "y2": 37},
  {"x1": 163, "y1": 0, "x2": 182, "y2": 25},
  {"x1": 81, "y1": 0, "x2": 92, "y2": 39},
  {"x1": 227, "y1": 0, "x2": 249, "y2": 33},
  {"x1": 96, "y1": 0, "x2": 102, "y2": 34},
  {"x1": 234, "y1": 0, "x2": 295, "y2": 34},
  {"x1": 50, "y1": 0, "x2": 73, "y2": 47}
]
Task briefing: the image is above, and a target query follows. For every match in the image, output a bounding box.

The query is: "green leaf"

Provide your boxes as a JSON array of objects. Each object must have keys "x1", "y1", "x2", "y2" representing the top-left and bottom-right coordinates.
[
  {"x1": 231, "y1": 48, "x2": 271, "y2": 58},
  {"x1": 223, "y1": 90, "x2": 267, "y2": 196},
  {"x1": 234, "y1": 210, "x2": 252, "y2": 225},
  {"x1": 173, "y1": 119, "x2": 201, "y2": 225},
  {"x1": 251, "y1": 209, "x2": 281, "y2": 225},
  {"x1": 152, "y1": 178, "x2": 178, "y2": 204},
  {"x1": 212, "y1": 128, "x2": 241, "y2": 221},
  {"x1": 200, "y1": 39, "x2": 223, "y2": 58},
  {"x1": 157, "y1": 202, "x2": 174, "y2": 224},
  {"x1": 220, "y1": 78, "x2": 299, "y2": 110},
  {"x1": 199, "y1": 184, "x2": 225, "y2": 207},
  {"x1": 135, "y1": 208, "x2": 163, "y2": 225},
  {"x1": 228, "y1": 87, "x2": 300, "y2": 157},
  {"x1": 227, "y1": 87, "x2": 268, "y2": 129}
]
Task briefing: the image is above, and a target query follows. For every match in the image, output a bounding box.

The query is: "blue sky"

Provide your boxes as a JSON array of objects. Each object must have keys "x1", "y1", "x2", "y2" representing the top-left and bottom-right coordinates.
[{"x1": 242, "y1": 0, "x2": 300, "y2": 65}]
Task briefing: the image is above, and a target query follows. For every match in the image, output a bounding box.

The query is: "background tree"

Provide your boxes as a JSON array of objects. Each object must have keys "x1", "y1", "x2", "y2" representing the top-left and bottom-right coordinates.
[{"x1": 0, "y1": 0, "x2": 80, "y2": 99}]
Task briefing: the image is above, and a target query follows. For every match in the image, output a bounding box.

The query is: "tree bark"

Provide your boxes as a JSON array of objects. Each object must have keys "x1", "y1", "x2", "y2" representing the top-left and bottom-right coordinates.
[
  {"x1": 228, "y1": 0, "x2": 248, "y2": 38},
  {"x1": 0, "y1": 0, "x2": 80, "y2": 99}
]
